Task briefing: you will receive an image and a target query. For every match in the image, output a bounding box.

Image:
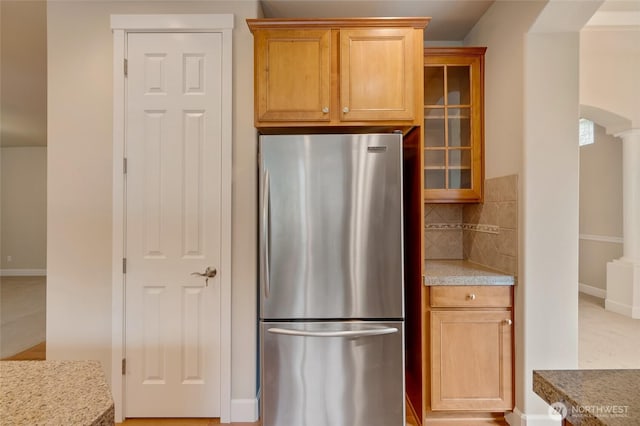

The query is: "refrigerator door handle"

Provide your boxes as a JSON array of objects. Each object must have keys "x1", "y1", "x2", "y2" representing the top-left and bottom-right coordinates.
[
  {"x1": 267, "y1": 327, "x2": 398, "y2": 338},
  {"x1": 261, "y1": 168, "x2": 271, "y2": 298}
]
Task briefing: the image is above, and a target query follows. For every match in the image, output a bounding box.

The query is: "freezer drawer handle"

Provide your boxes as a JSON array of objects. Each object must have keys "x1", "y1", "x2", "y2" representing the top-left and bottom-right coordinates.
[{"x1": 267, "y1": 327, "x2": 398, "y2": 338}]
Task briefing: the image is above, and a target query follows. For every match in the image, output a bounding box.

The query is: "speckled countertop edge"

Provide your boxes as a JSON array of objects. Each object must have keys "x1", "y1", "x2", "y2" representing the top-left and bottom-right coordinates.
[
  {"x1": 533, "y1": 369, "x2": 640, "y2": 426},
  {"x1": 424, "y1": 260, "x2": 515, "y2": 286},
  {"x1": 0, "y1": 360, "x2": 115, "y2": 426}
]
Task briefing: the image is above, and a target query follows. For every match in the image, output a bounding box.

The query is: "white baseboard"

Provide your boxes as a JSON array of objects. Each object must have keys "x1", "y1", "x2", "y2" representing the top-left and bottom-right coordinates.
[
  {"x1": 605, "y1": 298, "x2": 640, "y2": 319},
  {"x1": 506, "y1": 408, "x2": 562, "y2": 426},
  {"x1": 578, "y1": 283, "x2": 606, "y2": 299},
  {"x1": 231, "y1": 398, "x2": 259, "y2": 422},
  {"x1": 0, "y1": 269, "x2": 46, "y2": 277}
]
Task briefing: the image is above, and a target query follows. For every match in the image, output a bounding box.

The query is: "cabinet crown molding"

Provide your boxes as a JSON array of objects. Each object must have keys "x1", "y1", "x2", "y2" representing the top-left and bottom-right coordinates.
[
  {"x1": 247, "y1": 17, "x2": 430, "y2": 32},
  {"x1": 424, "y1": 46, "x2": 487, "y2": 56}
]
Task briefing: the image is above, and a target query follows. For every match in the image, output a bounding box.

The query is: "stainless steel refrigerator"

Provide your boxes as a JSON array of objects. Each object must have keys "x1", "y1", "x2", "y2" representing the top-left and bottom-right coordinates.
[{"x1": 259, "y1": 133, "x2": 405, "y2": 426}]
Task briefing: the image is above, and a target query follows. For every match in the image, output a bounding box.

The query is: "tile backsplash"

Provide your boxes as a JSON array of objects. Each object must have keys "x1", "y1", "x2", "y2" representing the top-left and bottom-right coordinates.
[
  {"x1": 424, "y1": 204, "x2": 464, "y2": 259},
  {"x1": 425, "y1": 174, "x2": 518, "y2": 276}
]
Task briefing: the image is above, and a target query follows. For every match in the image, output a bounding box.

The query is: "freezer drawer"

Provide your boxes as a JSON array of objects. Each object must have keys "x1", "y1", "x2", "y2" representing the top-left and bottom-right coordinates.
[{"x1": 261, "y1": 321, "x2": 405, "y2": 426}]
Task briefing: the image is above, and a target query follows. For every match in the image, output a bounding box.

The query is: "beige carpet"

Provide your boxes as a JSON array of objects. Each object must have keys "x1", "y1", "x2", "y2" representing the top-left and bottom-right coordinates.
[
  {"x1": 579, "y1": 292, "x2": 640, "y2": 369},
  {"x1": 0, "y1": 276, "x2": 46, "y2": 359}
]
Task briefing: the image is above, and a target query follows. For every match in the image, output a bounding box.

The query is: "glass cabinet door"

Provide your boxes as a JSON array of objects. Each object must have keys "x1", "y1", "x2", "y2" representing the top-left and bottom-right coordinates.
[{"x1": 423, "y1": 48, "x2": 485, "y2": 202}]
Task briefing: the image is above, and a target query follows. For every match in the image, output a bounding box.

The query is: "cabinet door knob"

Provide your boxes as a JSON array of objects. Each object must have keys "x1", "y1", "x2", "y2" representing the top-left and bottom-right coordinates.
[
  {"x1": 467, "y1": 293, "x2": 476, "y2": 301},
  {"x1": 342, "y1": 107, "x2": 349, "y2": 113},
  {"x1": 322, "y1": 107, "x2": 329, "y2": 114},
  {"x1": 504, "y1": 319, "x2": 513, "y2": 326}
]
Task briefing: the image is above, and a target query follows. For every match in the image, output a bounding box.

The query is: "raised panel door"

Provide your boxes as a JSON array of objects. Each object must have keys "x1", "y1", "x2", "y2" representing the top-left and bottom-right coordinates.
[
  {"x1": 430, "y1": 310, "x2": 513, "y2": 412},
  {"x1": 254, "y1": 29, "x2": 331, "y2": 122},
  {"x1": 125, "y1": 32, "x2": 222, "y2": 417},
  {"x1": 340, "y1": 28, "x2": 415, "y2": 121}
]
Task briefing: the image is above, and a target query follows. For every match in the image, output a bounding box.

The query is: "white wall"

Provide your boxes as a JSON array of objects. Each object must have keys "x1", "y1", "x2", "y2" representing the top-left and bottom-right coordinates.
[
  {"x1": 46, "y1": 0, "x2": 259, "y2": 414},
  {"x1": 581, "y1": 29, "x2": 640, "y2": 128},
  {"x1": 0, "y1": 147, "x2": 47, "y2": 272},
  {"x1": 521, "y1": 30, "x2": 582, "y2": 421},
  {"x1": 465, "y1": 2, "x2": 546, "y2": 180},
  {"x1": 579, "y1": 124, "x2": 623, "y2": 292},
  {"x1": 466, "y1": 1, "x2": 600, "y2": 424},
  {"x1": 0, "y1": 0, "x2": 47, "y2": 148},
  {"x1": 1, "y1": 0, "x2": 48, "y2": 275}
]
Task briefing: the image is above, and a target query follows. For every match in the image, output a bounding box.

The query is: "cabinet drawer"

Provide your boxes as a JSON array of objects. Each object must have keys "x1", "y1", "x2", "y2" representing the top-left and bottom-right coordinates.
[{"x1": 430, "y1": 286, "x2": 511, "y2": 308}]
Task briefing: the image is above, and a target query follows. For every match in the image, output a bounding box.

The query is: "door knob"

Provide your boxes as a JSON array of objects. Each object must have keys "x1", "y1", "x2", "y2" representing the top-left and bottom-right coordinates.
[{"x1": 191, "y1": 267, "x2": 217, "y2": 286}]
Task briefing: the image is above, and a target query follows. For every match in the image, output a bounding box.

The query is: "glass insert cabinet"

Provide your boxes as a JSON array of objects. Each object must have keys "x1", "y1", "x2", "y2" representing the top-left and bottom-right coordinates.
[{"x1": 423, "y1": 47, "x2": 486, "y2": 203}]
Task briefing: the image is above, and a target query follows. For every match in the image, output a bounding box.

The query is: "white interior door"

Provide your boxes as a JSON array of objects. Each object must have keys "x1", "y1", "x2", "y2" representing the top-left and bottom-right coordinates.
[{"x1": 124, "y1": 32, "x2": 223, "y2": 418}]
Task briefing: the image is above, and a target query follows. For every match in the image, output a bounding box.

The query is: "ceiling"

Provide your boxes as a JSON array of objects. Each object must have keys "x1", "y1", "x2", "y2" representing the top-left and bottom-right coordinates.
[
  {"x1": 259, "y1": 0, "x2": 495, "y2": 41},
  {"x1": 1, "y1": 0, "x2": 636, "y2": 148}
]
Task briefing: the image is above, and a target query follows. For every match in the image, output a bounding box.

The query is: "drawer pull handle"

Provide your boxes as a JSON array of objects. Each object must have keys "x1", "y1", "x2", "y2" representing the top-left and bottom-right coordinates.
[
  {"x1": 467, "y1": 293, "x2": 476, "y2": 301},
  {"x1": 504, "y1": 319, "x2": 513, "y2": 326}
]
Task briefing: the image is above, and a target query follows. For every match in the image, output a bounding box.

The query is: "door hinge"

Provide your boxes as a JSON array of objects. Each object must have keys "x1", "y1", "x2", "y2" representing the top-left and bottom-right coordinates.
[
  {"x1": 122, "y1": 358, "x2": 126, "y2": 375},
  {"x1": 123, "y1": 157, "x2": 127, "y2": 174},
  {"x1": 124, "y1": 58, "x2": 128, "y2": 77},
  {"x1": 122, "y1": 258, "x2": 127, "y2": 274}
]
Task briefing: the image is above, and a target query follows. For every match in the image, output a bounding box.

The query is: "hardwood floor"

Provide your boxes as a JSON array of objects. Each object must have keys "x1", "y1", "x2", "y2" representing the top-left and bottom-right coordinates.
[
  {"x1": 579, "y1": 293, "x2": 640, "y2": 368},
  {"x1": 117, "y1": 420, "x2": 258, "y2": 425},
  {"x1": 116, "y1": 398, "x2": 418, "y2": 425},
  {"x1": 1, "y1": 341, "x2": 46, "y2": 360},
  {"x1": 0, "y1": 275, "x2": 46, "y2": 358}
]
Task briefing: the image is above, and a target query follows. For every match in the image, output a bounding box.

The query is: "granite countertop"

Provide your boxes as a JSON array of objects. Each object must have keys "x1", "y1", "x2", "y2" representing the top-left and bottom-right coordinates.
[
  {"x1": 0, "y1": 360, "x2": 114, "y2": 426},
  {"x1": 423, "y1": 259, "x2": 515, "y2": 286},
  {"x1": 533, "y1": 369, "x2": 640, "y2": 425}
]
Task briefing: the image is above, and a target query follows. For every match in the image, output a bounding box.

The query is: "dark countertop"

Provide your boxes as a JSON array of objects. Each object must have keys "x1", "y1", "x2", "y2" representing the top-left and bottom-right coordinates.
[
  {"x1": 0, "y1": 360, "x2": 114, "y2": 425},
  {"x1": 533, "y1": 369, "x2": 640, "y2": 425},
  {"x1": 423, "y1": 259, "x2": 515, "y2": 286}
]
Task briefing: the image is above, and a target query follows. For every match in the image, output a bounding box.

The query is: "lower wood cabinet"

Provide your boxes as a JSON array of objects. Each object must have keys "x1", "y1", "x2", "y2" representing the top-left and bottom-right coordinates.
[
  {"x1": 406, "y1": 285, "x2": 514, "y2": 425},
  {"x1": 431, "y1": 309, "x2": 513, "y2": 411}
]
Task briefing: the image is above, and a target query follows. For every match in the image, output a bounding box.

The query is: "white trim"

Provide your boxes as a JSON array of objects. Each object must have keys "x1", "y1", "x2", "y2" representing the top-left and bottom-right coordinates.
[
  {"x1": 506, "y1": 408, "x2": 562, "y2": 426},
  {"x1": 505, "y1": 408, "x2": 524, "y2": 426},
  {"x1": 615, "y1": 128, "x2": 640, "y2": 139},
  {"x1": 111, "y1": 25, "x2": 126, "y2": 423},
  {"x1": 218, "y1": 22, "x2": 234, "y2": 426},
  {"x1": 578, "y1": 283, "x2": 606, "y2": 299},
  {"x1": 579, "y1": 233, "x2": 623, "y2": 244},
  {"x1": 605, "y1": 298, "x2": 640, "y2": 319},
  {"x1": 0, "y1": 269, "x2": 46, "y2": 276},
  {"x1": 585, "y1": 11, "x2": 640, "y2": 29},
  {"x1": 110, "y1": 14, "x2": 234, "y2": 424},
  {"x1": 231, "y1": 398, "x2": 260, "y2": 423},
  {"x1": 110, "y1": 14, "x2": 233, "y2": 31}
]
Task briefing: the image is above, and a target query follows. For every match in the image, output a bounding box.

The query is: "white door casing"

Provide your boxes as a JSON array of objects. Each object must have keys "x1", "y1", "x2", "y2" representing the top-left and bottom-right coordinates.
[{"x1": 111, "y1": 15, "x2": 233, "y2": 423}]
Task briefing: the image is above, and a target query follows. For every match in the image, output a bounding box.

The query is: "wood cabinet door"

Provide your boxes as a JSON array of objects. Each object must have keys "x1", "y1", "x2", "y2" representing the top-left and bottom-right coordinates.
[
  {"x1": 424, "y1": 48, "x2": 485, "y2": 203},
  {"x1": 430, "y1": 310, "x2": 513, "y2": 411},
  {"x1": 339, "y1": 28, "x2": 415, "y2": 121},
  {"x1": 254, "y1": 29, "x2": 331, "y2": 122}
]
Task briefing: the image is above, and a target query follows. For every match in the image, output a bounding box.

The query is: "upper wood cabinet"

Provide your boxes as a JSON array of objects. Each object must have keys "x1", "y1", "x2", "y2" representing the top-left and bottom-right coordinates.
[
  {"x1": 247, "y1": 18, "x2": 430, "y2": 128},
  {"x1": 423, "y1": 47, "x2": 486, "y2": 203},
  {"x1": 252, "y1": 28, "x2": 331, "y2": 123}
]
